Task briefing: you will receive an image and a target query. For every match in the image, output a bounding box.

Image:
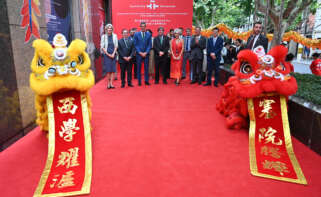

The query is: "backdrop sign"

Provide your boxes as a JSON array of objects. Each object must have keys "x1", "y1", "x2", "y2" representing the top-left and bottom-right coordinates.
[{"x1": 112, "y1": 0, "x2": 193, "y2": 36}]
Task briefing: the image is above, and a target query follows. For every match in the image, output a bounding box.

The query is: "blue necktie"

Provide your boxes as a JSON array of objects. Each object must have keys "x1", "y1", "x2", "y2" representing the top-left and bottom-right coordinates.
[{"x1": 186, "y1": 36, "x2": 190, "y2": 51}]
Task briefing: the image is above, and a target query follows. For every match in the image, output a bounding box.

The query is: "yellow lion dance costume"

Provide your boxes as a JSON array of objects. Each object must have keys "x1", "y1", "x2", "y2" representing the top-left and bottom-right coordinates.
[{"x1": 30, "y1": 33, "x2": 95, "y2": 131}]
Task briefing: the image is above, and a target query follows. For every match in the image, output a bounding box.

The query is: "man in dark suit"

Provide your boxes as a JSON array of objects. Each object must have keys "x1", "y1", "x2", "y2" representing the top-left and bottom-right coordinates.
[
  {"x1": 133, "y1": 22, "x2": 152, "y2": 86},
  {"x1": 129, "y1": 28, "x2": 137, "y2": 79},
  {"x1": 118, "y1": 29, "x2": 135, "y2": 88},
  {"x1": 246, "y1": 21, "x2": 268, "y2": 53},
  {"x1": 235, "y1": 38, "x2": 244, "y2": 57},
  {"x1": 153, "y1": 27, "x2": 170, "y2": 84},
  {"x1": 190, "y1": 27, "x2": 207, "y2": 84},
  {"x1": 204, "y1": 27, "x2": 223, "y2": 87}
]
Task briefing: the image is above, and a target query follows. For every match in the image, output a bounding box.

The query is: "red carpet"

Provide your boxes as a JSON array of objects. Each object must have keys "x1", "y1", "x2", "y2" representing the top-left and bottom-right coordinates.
[{"x1": 0, "y1": 77, "x2": 321, "y2": 197}]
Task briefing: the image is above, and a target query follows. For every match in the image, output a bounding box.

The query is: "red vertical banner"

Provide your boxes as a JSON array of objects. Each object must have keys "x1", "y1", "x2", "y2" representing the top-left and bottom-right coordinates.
[
  {"x1": 91, "y1": 0, "x2": 105, "y2": 80},
  {"x1": 248, "y1": 94, "x2": 307, "y2": 184},
  {"x1": 112, "y1": 0, "x2": 193, "y2": 37},
  {"x1": 34, "y1": 91, "x2": 92, "y2": 197}
]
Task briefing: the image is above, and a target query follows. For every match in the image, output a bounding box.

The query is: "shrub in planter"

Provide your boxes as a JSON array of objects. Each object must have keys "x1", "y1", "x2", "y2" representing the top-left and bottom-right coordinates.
[{"x1": 291, "y1": 73, "x2": 321, "y2": 106}]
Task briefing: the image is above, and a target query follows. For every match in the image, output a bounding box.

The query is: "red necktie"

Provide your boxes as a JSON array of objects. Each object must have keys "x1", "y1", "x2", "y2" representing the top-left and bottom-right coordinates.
[{"x1": 249, "y1": 36, "x2": 255, "y2": 49}]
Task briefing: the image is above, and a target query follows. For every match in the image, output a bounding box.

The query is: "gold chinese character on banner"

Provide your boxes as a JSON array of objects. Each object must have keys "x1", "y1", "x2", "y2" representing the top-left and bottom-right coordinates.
[
  {"x1": 259, "y1": 99, "x2": 276, "y2": 119},
  {"x1": 262, "y1": 160, "x2": 289, "y2": 176},
  {"x1": 260, "y1": 145, "x2": 282, "y2": 159},
  {"x1": 58, "y1": 97, "x2": 78, "y2": 115},
  {"x1": 59, "y1": 119, "x2": 80, "y2": 142},
  {"x1": 259, "y1": 127, "x2": 283, "y2": 146},
  {"x1": 50, "y1": 174, "x2": 60, "y2": 188},
  {"x1": 56, "y1": 147, "x2": 80, "y2": 168},
  {"x1": 57, "y1": 171, "x2": 75, "y2": 188}
]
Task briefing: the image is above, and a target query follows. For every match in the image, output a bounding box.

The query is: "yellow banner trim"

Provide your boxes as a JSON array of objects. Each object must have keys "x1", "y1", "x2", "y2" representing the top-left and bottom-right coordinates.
[{"x1": 248, "y1": 95, "x2": 307, "y2": 185}]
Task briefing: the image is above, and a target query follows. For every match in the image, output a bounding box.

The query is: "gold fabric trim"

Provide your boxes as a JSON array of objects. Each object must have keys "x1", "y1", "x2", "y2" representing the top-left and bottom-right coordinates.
[
  {"x1": 34, "y1": 93, "x2": 93, "y2": 197},
  {"x1": 80, "y1": 93, "x2": 93, "y2": 193},
  {"x1": 34, "y1": 96, "x2": 56, "y2": 197},
  {"x1": 248, "y1": 96, "x2": 307, "y2": 185},
  {"x1": 280, "y1": 96, "x2": 307, "y2": 185},
  {"x1": 248, "y1": 98, "x2": 258, "y2": 173}
]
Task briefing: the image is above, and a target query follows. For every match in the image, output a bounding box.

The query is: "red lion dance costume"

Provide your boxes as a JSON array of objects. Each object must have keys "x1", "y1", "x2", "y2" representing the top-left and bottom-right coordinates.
[{"x1": 217, "y1": 45, "x2": 307, "y2": 184}]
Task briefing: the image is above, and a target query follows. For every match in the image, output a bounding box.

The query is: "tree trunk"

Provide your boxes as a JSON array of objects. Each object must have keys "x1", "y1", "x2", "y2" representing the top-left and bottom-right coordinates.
[
  {"x1": 271, "y1": 23, "x2": 287, "y2": 47},
  {"x1": 271, "y1": 0, "x2": 285, "y2": 47},
  {"x1": 253, "y1": 0, "x2": 258, "y2": 24},
  {"x1": 264, "y1": 0, "x2": 270, "y2": 35}
]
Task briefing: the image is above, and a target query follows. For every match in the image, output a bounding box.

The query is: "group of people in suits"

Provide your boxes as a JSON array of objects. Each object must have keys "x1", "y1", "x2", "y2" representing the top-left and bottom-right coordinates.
[{"x1": 100, "y1": 21, "x2": 268, "y2": 89}]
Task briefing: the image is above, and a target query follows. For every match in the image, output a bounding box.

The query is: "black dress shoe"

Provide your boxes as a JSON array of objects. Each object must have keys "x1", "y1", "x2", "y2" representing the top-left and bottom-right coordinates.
[
  {"x1": 110, "y1": 86, "x2": 115, "y2": 89},
  {"x1": 163, "y1": 80, "x2": 168, "y2": 84},
  {"x1": 214, "y1": 83, "x2": 218, "y2": 87},
  {"x1": 128, "y1": 84, "x2": 134, "y2": 87},
  {"x1": 138, "y1": 81, "x2": 141, "y2": 86},
  {"x1": 121, "y1": 84, "x2": 125, "y2": 88},
  {"x1": 198, "y1": 81, "x2": 202, "y2": 85},
  {"x1": 155, "y1": 81, "x2": 159, "y2": 84},
  {"x1": 181, "y1": 76, "x2": 186, "y2": 80},
  {"x1": 145, "y1": 81, "x2": 150, "y2": 85},
  {"x1": 190, "y1": 80, "x2": 197, "y2": 84},
  {"x1": 203, "y1": 83, "x2": 211, "y2": 86}
]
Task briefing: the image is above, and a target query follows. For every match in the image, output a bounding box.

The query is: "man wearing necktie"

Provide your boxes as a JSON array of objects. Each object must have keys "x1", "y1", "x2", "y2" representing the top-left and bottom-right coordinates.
[
  {"x1": 154, "y1": 27, "x2": 170, "y2": 84},
  {"x1": 190, "y1": 27, "x2": 207, "y2": 84},
  {"x1": 118, "y1": 29, "x2": 135, "y2": 88},
  {"x1": 129, "y1": 28, "x2": 137, "y2": 79},
  {"x1": 204, "y1": 27, "x2": 223, "y2": 87},
  {"x1": 133, "y1": 22, "x2": 152, "y2": 86},
  {"x1": 182, "y1": 28, "x2": 192, "y2": 80},
  {"x1": 246, "y1": 21, "x2": 268, "y2": 53}
]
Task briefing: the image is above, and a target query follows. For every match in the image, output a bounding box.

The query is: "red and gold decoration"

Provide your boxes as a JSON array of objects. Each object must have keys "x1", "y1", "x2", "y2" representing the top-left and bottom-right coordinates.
[
  {"x1": 20, "y1": 0, "x2": 41, "y2": 42},
  {"x1": 34, "y1": 91, "x2": 92, "y2": 196},
  {"x1": 248, "y1": 94, "x2": 306, "y2": 184},
  {"x1": 217, "y1": 45, "x2": 307, "y2": 184},
  {"x1": 30, "y1": 34, "x2": 95, "y2": 196},
  {"x1": 194, "y1": 23, "x2": 321, "y2": 49}
]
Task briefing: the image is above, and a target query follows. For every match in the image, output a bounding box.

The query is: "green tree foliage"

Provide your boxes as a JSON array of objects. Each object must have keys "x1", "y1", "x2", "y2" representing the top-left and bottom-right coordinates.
[
  {"x1": 255, "y1": 0, "x2": 318, "y2": 46},
  {"x1": 194, "y1": 0, "x2": 319, "y2": 46},
  {"x1": 193, "y1": 0, "x2": 252, "y2": 29}
]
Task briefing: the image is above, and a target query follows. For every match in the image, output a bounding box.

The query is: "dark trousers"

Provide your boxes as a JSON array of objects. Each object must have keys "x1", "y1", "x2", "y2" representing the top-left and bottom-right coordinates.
[
  {"x1": 155, "y1": 57, "x2": 167, "y2": 82},
  {"x1": 120, "y1": 61, "x2": 133, "y2": 85},
  {"x1": 182, "y1": 52, "x2": 192, "y2": 78},
  {"x1": 207, "y1": 58, "x2": 220, "y2": 85},
  {"x1": 132, "y1": 57, "x2": 137, "y2": 79},
  {"x1": 166, "y1": 56, "x2": 171, "y2": 78},
  {"x1": 136, "y1": 55, "x2": 149, "y2": 83},
  {"x1": 192, "y1": 59, "x2": 203, "y2": 82}
]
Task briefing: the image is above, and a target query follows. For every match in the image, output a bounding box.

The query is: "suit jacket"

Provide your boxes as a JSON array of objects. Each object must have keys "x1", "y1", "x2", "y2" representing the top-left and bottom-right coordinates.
[
  {"x1": 133, "y1": 31, "x2": 152, "y2": 55},
  {"x1": 190, "y1": 35, "x2": 207, "y2": 60},
  {"x1": 207, "y1": 36, "x2": 223, "y2": 63},
  {"x1": 118, "y1": 38, "x2": 135, "y2": 64},
  {"x1": 153, "y1": 35, "x2": 170, "y2": 59},
  {"x1": 246, "y1": 34, "x2": 268, "y2": 53},
  {"x1": 183, "y1": 35, "x2": 193, "y2": 52},
  {"x1": 235, "y1": 45, "x2": 245, "y2": 56}
]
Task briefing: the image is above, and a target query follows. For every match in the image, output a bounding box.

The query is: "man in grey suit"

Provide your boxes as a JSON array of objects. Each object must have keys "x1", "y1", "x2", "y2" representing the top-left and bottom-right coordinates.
[
  {"x1": 182, "y1": 28, "x2": 192, "y2": 80},
  {"x1": 246, "y1": 21, "x2": 268, "y2": 53},
  {"x1": 190, "y1": 27, "x2": 207, "y2": 84}
]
